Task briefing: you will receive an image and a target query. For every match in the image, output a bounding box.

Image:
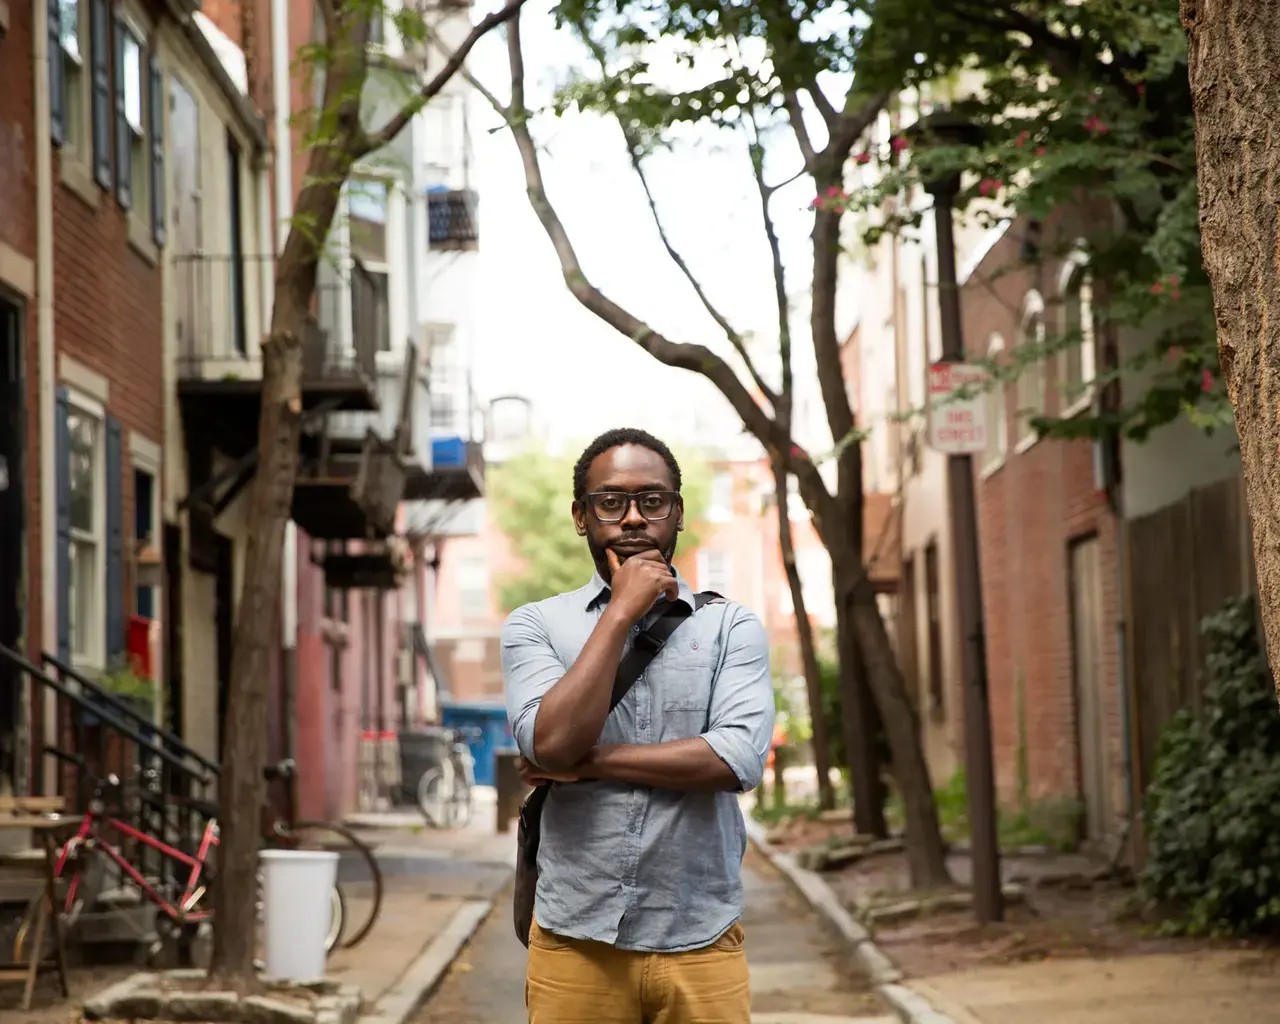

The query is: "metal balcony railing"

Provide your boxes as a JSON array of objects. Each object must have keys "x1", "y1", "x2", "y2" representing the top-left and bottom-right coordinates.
[
  {"x1": 427, "y1": 189, "x2": 479, "y2": 250},
  {"x1": 173, "y1": 254, "x2": 384, "y2": 384}
]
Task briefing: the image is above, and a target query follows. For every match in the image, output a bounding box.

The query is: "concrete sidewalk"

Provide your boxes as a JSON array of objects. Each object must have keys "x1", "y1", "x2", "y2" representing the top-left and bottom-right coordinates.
[{"x1": 912, "y1": 948, "x2": 1280, "y2": 1024}]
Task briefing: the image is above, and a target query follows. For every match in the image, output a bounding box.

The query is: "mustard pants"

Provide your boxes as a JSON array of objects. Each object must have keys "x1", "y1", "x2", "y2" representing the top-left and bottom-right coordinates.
[{"x1": 525, "y1": 919, "x2": 751, "y2": 1024}]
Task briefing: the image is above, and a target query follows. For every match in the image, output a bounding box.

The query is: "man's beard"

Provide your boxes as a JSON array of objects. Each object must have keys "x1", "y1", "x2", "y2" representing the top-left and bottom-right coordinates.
[{"x1": 588, "y1": 533, "x2": 677, "y2": 580}]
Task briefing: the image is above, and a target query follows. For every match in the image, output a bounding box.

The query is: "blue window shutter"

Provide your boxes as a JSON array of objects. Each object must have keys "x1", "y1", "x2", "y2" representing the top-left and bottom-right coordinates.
[
  {"x1": 148, "y1": 54, "x2": 165, "y2": 246},
  {"x1": 55, "y1": 388, "x2": 71, "y2": 664},
  {"x1": 90, "y1": 0, "x2": 112, "y2": 191},
  {"x1": 105, "y1": 417, "x2": 124, "y2": 665},
  {"x1": 48, "y1": 0, "x2": 65, "y2": 147},
  {"x1": 113, "y1": 12, "x2": 131, "y2": 211}
]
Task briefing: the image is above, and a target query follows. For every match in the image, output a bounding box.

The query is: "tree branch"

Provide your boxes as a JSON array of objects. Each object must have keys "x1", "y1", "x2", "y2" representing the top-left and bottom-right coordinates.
[
  {"x1": 477, "y1": 16, "x2": 834, "y2": 512},
  {"x1": 784, "y1": 91, "x2": 819, "y2": 170},
  {"x1": 354, "y1": 0, "x2": 527, "y2": 158},
  {"x1": 744, "y1": 110, "x2": 792, "y2": 419},
  {"x1": 573, "y1": 30, "x2": 779, "y2": 409}
]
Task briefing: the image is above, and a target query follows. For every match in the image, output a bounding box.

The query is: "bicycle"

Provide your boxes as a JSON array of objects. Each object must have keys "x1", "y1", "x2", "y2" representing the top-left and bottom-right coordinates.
[
  {"x1": 12, "y1": 764, "x2": 351, "y2": 965},
  {"x1": 262, "y1": 758, "x2": 384, "y2": 949},
  {"x1": 416, "y1": 727, "x2": 477, "y2": 829}
]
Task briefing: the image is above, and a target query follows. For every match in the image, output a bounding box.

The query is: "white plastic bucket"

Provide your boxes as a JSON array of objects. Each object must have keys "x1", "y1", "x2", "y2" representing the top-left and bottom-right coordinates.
[{"x1": 258, "y1": 849, "x2": 340, "y2": 981}]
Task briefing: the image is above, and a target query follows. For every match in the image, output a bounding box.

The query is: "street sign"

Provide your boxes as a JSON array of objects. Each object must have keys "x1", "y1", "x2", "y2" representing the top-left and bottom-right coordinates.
[{"x1": 927, "y1": 362, "x2": 988, "y2": 455}]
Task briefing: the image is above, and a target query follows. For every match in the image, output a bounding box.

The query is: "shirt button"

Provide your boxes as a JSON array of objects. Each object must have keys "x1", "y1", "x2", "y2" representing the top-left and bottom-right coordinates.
[{"x1": 628, "y1": 822, "x2": 638, "y2": 833}]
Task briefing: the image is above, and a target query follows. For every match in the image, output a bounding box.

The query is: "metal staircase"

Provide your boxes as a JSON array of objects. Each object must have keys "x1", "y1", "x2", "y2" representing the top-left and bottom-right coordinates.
[{"x1": 0, "y1": 644, "x2": 220, "y2": 960}]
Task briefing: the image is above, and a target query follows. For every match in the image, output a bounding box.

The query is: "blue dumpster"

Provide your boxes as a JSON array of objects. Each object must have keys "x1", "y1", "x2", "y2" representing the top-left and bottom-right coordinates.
[{"x1": 439, "y1": 700, "x2": 516, "y2": 788}]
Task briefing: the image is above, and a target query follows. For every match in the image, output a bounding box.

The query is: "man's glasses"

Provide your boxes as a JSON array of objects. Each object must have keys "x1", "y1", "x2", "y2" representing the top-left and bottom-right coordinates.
[{"x1": 585, "y1": 490, "x2": 679, "y2": 523}]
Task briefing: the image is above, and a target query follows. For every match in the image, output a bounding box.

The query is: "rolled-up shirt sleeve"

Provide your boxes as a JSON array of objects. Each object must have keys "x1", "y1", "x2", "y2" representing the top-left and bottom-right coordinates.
[
  {"x1": 501, "y1": 604, "x2": 565, "y2": 766},
  {"x1": 700, "y1": 607, "x2": 775, "y2": 792}
]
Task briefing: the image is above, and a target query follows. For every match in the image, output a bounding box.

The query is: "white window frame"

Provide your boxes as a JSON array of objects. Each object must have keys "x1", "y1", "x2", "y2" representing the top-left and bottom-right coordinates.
[
  {"x1": 67, "y1": 390, "x2": 106, "y2": 673},
  {"x1": 60, "y1": 0, "x2": 88, "y2": 158},
  {"x1": 981, "y1": 333, "x2": 1008, "y2": 478},
  {"x1": 426, "y1": 322, "x2": 459, "y2": 433},
  {"x1": 697, "y1": 549, "x2": 733, "y2": 596},
  {"x1": 1058, "y1": 248, "x2": 1097, "y2": 419},
  {"x1": 130, "y1": 434, "x2": 161, "y2": 623},
  {"x1": 1014, "y1": 290, "x2": 1046, "y2": 454},
  {"x1": 118, "y1": 3, "x2": 153, "y2": 255},
  {"x1": 346, "y1": 174, "x2": 401, "y2": 361},
  {"x1": 708, "y1": 471, "x2": 733, "y2": 523}
]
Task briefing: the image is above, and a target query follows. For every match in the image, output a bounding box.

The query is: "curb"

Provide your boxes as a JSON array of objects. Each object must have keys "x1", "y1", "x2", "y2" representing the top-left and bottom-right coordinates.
[
  {"x1": 356, "y1": 898, "x2": 494, "y2": 1024},
  {"x1": 744, "y1": 816, "x2": 958, "y2": 1024}
]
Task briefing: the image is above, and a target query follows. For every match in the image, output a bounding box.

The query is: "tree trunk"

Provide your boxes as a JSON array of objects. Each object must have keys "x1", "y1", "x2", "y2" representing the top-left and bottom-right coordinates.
[
  {"x1": 772, "y1": 461, "x2": 835, "y2": 811},
  {"x1": 841, "y1": 567, "x2": 951, "y2": 887},
  {"x1": 209, "y1": 135, "x2": 354, "y2": 986},
  {"x1": 831, "y1": 582, "x2": 888, "y2": 838},
  {"x1": 1182, "y1": 0, "x2": 1280, "y2": 702},
  {"x1": 208, "y1": 320, "x2": 306, "y2": 988}
]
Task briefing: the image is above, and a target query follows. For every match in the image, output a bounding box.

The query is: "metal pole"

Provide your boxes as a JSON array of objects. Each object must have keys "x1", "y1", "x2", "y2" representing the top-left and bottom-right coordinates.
[{"x1": 929, "y1": 181, "x2": 1003, "y2": 924}]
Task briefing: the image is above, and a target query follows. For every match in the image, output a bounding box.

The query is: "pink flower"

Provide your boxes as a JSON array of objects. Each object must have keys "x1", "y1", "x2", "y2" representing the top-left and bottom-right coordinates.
[
  {"x1": 978, "y1": 178, "x2": 1002, "y2": 197},
  {"x1": 890, "y1": 136, "x2": 908, "y2": 153},
  {"x1": 790, "y1": 444, "x2": 808, "y2": 460},
  {"x1": 1150, "y1": 281, "x2": 1165, "y2": 295},
  {"x1": 1170, "y1": 289, "x2": 1182, "y2": 302},
  {"x1": 1201, "y1": 369, "x2": 1214, "y2": 393},
  {"x1": 808, "y1": 198, "x2": 820, "y2": 210},
  {"x1": 1169, "y1": 274, "x2": 1181, "y2": 287},
  {"x1": 855, "y1": 152, "x2": 871, "y2": 165},
  {"x1": 1035, "y1": 146, "x2": 1047, "y2": 156},
  {"x1": 1084, "y1": 115, "x2": 1109, "y2": 135},
  {"x1": 826, "y1": 185, "x2": 840, "y2": 197},
  {"x1": 1015, "y1": 130, "x2": 1030, "y2": 148},
  {"x1": 1136, "y1": 83, "x2": 1146, "y2": 97}
]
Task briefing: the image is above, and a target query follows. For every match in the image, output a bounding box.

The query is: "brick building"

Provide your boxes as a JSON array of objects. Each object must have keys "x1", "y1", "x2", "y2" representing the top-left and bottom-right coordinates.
[{"x1": 960, "y1": 218, "x2": 1125, "y2": 840}]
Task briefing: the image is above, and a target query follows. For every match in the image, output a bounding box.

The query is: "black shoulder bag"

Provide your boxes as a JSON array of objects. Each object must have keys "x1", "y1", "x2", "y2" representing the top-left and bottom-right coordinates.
[{"x1": 513, "y1": 592, "x2": 721, "y2": 947}]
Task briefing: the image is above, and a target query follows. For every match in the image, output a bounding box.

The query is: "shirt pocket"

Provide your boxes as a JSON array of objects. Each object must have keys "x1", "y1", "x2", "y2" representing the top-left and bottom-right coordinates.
[{"x1": 658, "y1": 644, "x2": 717, "y2": 711}]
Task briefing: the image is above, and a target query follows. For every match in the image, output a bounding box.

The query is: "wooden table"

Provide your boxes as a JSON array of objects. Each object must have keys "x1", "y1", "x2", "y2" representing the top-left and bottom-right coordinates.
[{"x1": 0, "y1": 803, "x2": 73, "y2": 1010}]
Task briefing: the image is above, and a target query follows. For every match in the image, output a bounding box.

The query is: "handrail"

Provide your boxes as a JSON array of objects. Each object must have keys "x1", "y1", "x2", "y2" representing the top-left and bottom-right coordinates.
[
  {"x1": 41, "y1": 652, "x2": 221, "y2": 776},
  {"x1": 0, "y1": 644, "x2": 216, "y2": 785}
]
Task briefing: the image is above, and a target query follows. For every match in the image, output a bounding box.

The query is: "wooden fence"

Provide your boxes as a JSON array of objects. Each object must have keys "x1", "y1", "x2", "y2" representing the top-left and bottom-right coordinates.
[{"x1": 1126, "y1": 472, "x2": 1256, "y2": 789}]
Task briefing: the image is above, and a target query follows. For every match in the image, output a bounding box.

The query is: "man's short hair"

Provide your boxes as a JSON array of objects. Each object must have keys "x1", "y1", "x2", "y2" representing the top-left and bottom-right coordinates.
[{"x1": 572, "y1": 428, "x2": 683, "y2": 500}]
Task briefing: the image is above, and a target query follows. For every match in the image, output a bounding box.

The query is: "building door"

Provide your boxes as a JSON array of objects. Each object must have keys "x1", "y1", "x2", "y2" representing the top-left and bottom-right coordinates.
[
  {"x1": 163, "y1": 523, "x2": 183, "y2": 740},
  {"x1": 214, "y1": 534, "x2": 233, "y2": 757},
  {"x1": 1069, "y1": 535, "x2": 1109, "y2": 842},
  {"x1": 0, "y1": 298, "x2": 23, "y2": 788},
  {"x1": 899, "y1": 554, "x2": 919, "y2": 712},
  {"x1": 169, "y1": 78, "x2": 202, "y2": 360}
]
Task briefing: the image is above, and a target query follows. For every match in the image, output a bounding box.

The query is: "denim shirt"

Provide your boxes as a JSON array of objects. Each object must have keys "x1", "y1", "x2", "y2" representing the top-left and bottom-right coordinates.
[{"x1": 501, "y1": 570, "x2": 775, "y2": 952}]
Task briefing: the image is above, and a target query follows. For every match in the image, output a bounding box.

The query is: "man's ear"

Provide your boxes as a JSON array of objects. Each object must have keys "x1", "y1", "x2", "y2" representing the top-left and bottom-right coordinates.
[
  {"x1": 572, "y1": 500, "x2": 587, "y2": 536},
  {"x1": 676, "y1": 498, "x2": 685, "y2": 532}
]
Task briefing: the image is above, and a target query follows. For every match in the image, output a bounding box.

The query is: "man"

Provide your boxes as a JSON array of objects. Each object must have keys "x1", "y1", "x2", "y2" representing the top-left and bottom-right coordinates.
[{"x1": 502, "y1": 427, "x2": 775, "y2": 1024}]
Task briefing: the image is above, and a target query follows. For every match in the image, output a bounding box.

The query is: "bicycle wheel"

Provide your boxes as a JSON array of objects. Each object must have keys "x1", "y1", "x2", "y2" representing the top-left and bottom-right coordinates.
[
  {"x1": 417, "y1": 767, "x2": 450, "y2": 828},
  {"x1": 448, "y1": 779, "x2": 474, "y2": 830},
  {"x1": 281, "y1": 820, "x2": 383, "y2": 949}
]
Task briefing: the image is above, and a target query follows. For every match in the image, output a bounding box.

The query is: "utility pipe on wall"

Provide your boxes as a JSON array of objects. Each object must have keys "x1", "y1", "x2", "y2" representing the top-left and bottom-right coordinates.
[{"x1": 33, "y1": 0, "x2": 57, "y2": 796}]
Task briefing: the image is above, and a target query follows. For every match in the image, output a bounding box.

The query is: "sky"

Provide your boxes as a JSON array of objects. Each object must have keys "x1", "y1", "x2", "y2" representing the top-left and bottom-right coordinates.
[{"x1": 465, "y1": 1, "x2": 828, "y2": 452}]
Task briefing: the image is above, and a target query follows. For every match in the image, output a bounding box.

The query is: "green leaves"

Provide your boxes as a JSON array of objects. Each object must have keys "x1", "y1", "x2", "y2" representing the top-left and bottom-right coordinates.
[{"x1": 1140, "y1": 596, "x2": 1280, "y2": 936}]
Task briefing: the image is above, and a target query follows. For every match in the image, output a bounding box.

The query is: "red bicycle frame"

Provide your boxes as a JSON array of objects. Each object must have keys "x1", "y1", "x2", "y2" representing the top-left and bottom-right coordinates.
[{"x1": 58, "y1": 809, "x2": 219, "y2": 924}]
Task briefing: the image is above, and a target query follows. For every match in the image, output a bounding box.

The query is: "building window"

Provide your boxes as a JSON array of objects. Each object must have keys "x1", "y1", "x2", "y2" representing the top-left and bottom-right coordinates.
[
  {"x1": 708, "y1": 472, "x2": 732, "y2": 522},
  {"x1": 133, "y1": 465, "x2": 157, "y2": 619},
  {"x1": 349, "y1": 178, "x2": 391, "y2": 352},
  {"x1": 1060, "y1": 260, "x2": 1096, "y2": 415},
  {"x1": 427, "y1": 324, "x2": 458, "y2": 431},
  {"x1": 60, "y1": 0, "x2": 86, "y2": 154},
  {"x1": 457, "y1": 556, "x2": 489, "y2": 621},
  {"x1": 68, "y1": 404, "x2": 104, "y2": 666},
  {"x1": 797, "y1": 548, "x2": 834, "y2": 626},
  {"x1": 1015, "y1": 291, "x2": 1046, "y2": 449},
  {"x1": 983, "y1": 333, "x2": 1007, "y2": 474},
  {"x1": 118, "y1": 19, "x2": 148, "y2": 215},
  {"x1": 924, "y1": 540, "x2": 944, "y2": 715},
  {"x1": 697, "y1": 549, "x2": 732, "y2": 596}
]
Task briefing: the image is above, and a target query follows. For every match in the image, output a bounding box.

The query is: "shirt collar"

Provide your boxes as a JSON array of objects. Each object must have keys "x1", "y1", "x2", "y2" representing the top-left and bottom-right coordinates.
[{"x1": 585, "y1": 567, "x2": 695, "y2": 613}]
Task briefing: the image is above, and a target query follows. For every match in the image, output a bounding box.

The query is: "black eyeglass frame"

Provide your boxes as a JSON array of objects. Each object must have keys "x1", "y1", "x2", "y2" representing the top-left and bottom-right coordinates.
[{"x1": 583, "y1": 489, "x2": 681, "y2": 524}]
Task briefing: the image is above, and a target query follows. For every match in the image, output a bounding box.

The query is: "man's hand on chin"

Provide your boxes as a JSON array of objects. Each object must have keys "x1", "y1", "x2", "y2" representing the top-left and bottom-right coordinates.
[{"x1": 517, "y1": 755, "x2": 580, "y2": 786}]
